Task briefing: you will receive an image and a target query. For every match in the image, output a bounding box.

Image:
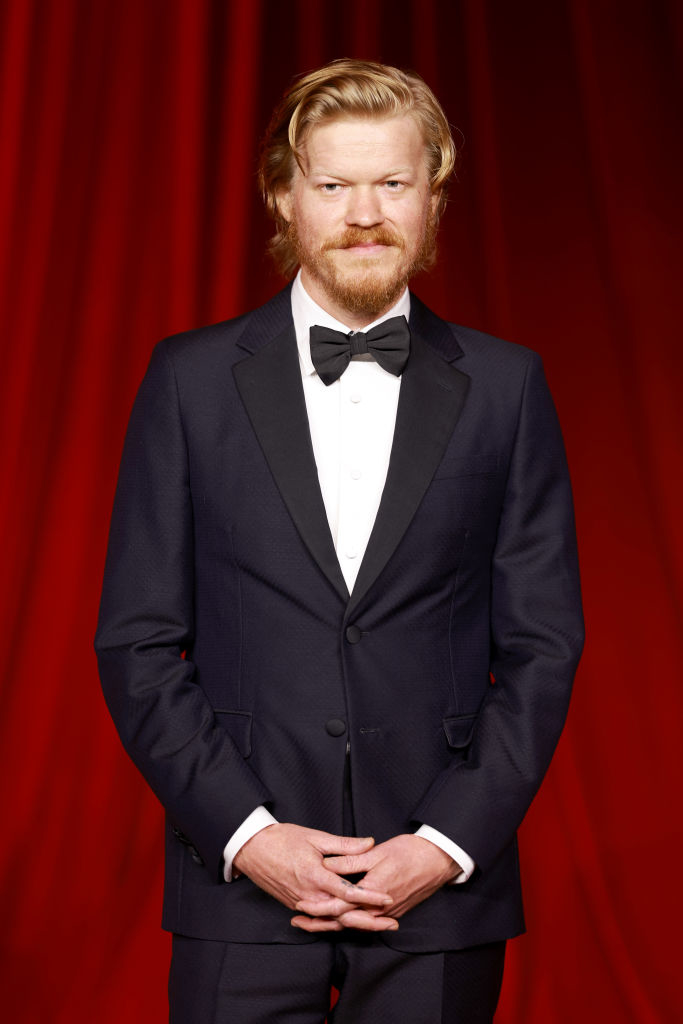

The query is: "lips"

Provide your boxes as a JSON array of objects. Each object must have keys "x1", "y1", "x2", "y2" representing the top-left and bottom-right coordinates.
[{"x1": 342, "y1": 242, "x2": 389, "y2": 251}]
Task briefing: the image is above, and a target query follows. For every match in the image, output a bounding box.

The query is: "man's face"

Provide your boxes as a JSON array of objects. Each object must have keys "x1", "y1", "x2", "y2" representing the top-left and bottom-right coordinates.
[{"x1": 277, "y1": 114, "x2": 439, "y2": 324}]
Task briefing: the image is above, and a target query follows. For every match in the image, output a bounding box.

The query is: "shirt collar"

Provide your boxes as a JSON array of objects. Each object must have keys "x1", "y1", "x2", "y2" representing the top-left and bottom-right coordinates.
[{"x1": 291, "y1": 270, "x2": 411, "y2": 377}]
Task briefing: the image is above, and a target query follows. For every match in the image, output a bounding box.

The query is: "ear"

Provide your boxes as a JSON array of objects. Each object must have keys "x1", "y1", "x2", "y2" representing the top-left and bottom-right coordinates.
[
  {"x1": 276, "y1": 186, "x2": 293, "y2": 224},
  {"x1": 429, "y1": 190, "x2": 441, "y2": 217}
]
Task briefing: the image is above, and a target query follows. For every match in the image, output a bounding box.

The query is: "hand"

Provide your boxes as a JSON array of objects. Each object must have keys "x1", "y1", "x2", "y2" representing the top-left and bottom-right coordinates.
[
  {"x1": 301, "y1": 834, "x2": 460, "y2": 922},
  {"x1": 232, "y1": 823, "x2": 397, "y2": 932}
]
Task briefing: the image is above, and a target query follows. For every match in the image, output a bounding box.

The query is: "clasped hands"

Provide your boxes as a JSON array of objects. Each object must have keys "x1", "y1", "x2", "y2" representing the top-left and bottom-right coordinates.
[{"x1": 232, "y1": 822, "x2": 460, "y2": 933}]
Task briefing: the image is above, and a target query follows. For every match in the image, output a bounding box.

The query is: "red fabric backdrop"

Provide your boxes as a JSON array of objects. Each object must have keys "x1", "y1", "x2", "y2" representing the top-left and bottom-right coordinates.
[{"x1": 1, "y1": 0, "x2": 681, "y2": 1020}]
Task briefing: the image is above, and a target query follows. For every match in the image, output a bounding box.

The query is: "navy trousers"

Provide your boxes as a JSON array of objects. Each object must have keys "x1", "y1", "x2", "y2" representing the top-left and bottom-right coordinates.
[{"x1": 168, "y1": 933, "x2": 506, "y2": 1023}]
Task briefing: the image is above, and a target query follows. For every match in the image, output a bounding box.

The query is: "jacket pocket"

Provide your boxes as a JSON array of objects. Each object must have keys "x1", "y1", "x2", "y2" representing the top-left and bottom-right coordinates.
[
  {"x1": 215, "y1": 709, "x2": 252, "y2": 757},
  {"x1": 442, "y1": 713, "x2": 477, "y2": 752}
]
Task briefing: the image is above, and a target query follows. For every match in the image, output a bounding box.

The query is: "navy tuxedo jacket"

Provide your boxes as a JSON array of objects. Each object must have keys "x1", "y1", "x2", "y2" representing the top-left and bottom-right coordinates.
[{"x1": 95, "y1": 285, "x2": 584, "y2": 953}]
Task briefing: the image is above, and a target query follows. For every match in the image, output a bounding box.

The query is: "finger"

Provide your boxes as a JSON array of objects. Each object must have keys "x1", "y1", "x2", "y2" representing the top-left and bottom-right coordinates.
[
  {"x1": 316, "y1": 834, "x2": 375, "y2": 856},
  {"x1": 334, "y1": 877, "x2": 393, "y2": 906},
  {"x1": 290, "y1": 915, "x2": 344, "y2": 933},
  {"x1": 295, "y1": 897, "x2": 358, "y2": 917},
  {"x1": 350, "y1": 864, "x2": 393, "y2": 891},
  {"x1": 336, "y1": 909, "x2": 399, "y2": 931},
  {"x1": 295, "y1": 896, "x2": 391, "y2": 917},
  {"x1": 311, "y1": 869, "x2": 390, "y2": 906},
  {"x1": 323, "y1": 853, "x2": 375, "y2": 875}
]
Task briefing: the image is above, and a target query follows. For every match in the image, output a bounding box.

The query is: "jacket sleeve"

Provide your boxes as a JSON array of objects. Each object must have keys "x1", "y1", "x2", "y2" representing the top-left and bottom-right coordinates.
[
  {"x1": 413, "y1": 351, "x2": 584, "y2": 872},
  {"x1": 95, "y1": 341, "x2": 271, "y2": 878}
]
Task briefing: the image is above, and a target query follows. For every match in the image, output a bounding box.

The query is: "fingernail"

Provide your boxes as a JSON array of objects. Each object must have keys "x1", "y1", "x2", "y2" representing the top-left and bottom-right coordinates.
[{"x1": 389, "y1": 923, "x2": 399, "y2": 930}]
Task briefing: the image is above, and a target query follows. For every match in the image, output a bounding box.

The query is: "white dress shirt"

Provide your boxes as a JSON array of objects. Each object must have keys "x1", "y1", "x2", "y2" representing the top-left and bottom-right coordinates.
[{"x1": 223, "y1": 272, "x2": 475, "y2": 884}]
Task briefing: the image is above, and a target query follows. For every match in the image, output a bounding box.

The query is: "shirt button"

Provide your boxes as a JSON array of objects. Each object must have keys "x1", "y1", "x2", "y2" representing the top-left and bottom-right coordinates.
[
  {"x1": 346, "y1": 549, "x2": 358, "y2": 560},
  {"x1": 350, "y1": 393, "x2": 362, "y2": 403},
  {"x1": 350, "y1": 468, "x2": 362, "y2": 480}
]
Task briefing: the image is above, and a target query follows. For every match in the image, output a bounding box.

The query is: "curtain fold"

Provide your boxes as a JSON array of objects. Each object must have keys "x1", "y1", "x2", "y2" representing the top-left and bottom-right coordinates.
[{"x1": 2, "y1": 1, "x2": 680, "y2": 1020}]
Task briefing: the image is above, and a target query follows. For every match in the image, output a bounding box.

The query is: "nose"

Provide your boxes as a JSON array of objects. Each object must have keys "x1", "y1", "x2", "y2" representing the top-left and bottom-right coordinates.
[{"x1": 345, "y1": 186, "x2": 384, "y2": 228}]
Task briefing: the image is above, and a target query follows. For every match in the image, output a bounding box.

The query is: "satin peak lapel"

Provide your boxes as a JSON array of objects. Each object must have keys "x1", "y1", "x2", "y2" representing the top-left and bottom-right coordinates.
[
  {"x1": 346, "y1": 328, "x2": 470, "y2": 619},
  {"x1": 233, "y1": 322, "x2": 349, "y2": 604}
]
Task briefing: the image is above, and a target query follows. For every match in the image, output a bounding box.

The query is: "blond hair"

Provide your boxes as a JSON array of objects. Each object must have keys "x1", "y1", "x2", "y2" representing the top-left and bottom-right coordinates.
[{"x1": 258, "y1": 59, "x2": 457, "y2": 277}]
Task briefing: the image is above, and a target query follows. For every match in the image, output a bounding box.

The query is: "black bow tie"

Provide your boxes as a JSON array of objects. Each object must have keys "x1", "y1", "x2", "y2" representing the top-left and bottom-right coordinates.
[{"x1": 309, "y1": 316, "x2": 410, "y2": 386}]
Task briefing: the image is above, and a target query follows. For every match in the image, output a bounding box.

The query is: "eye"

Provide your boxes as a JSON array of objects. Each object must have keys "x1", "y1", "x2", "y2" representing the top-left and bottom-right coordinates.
[
  {"x1": 320, "y1": 183, "x2": 342, "y2": 193},
  {"x1": 385, "y1": 180, "x2": 403, "y2": 190}
]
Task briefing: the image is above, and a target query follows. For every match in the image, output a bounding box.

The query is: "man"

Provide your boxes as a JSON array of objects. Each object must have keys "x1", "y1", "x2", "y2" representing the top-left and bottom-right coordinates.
[{"x1": 96, "y1": 59, "x2": 583, "y2": 1022}]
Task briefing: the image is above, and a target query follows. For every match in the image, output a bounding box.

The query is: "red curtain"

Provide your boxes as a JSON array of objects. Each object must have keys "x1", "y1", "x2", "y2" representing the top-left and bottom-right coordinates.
[{"x1": 2, "y1": 1, "x2": 681, "y2": 1020}]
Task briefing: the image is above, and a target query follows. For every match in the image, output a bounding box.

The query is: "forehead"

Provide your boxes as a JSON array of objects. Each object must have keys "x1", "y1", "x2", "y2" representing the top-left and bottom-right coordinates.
[{"x1": 298, "y1": 114, "x2": 428, "y2": 175}]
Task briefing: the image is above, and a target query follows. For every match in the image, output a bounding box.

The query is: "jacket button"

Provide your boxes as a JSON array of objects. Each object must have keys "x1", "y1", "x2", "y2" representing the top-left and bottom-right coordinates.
[
  {"x1": 325, "y1": 718, "x2": 346, "y2": 737},
  {"x1": 345, "y1": 625, "x2": 362, "y2": 644}
]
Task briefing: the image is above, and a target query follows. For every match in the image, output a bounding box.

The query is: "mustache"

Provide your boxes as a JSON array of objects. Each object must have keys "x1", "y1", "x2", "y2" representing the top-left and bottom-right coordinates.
[{"x1": 321, "y1": 226, "x2": 404, "y2": 251}]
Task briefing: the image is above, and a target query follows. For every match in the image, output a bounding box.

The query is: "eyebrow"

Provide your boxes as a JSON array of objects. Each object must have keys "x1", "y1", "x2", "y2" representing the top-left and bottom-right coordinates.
[{"x1": 307, "y1": 167, "x2": 415, "y2": 179}]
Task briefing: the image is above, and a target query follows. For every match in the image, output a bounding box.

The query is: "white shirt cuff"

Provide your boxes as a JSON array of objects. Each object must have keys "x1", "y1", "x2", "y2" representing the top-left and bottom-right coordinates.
[
  {"x1": 415, "y1": 824, "x2": 476, "y2": 884},
  {"x1": 223, "y1": 805, "x2": 278, "y2": 882}
]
